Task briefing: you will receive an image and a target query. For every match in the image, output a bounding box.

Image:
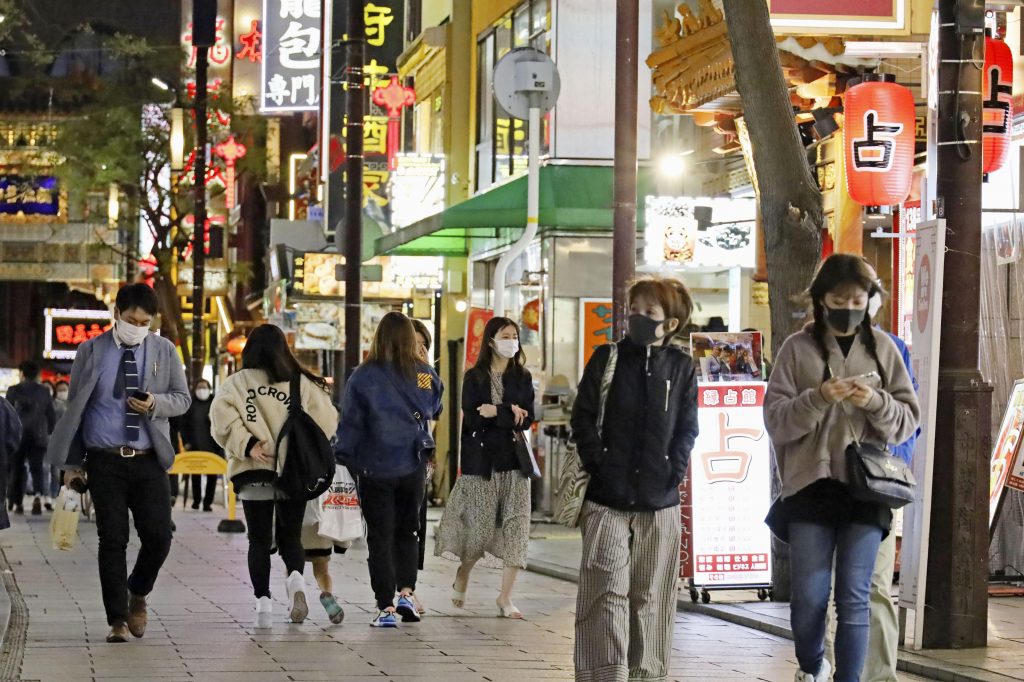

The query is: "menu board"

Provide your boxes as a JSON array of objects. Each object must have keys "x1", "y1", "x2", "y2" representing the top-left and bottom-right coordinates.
[
  {"x1": 690, "y1": 382, "x2": 773, "y2": 587},
  {"x1": 991, "y1": 380, "x2": 1024, "y2": 526}
]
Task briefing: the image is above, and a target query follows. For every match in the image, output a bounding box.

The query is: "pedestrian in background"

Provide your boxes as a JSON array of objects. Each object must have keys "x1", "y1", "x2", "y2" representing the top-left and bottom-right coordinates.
[
  {"x1": 301, "y1": 509, "x2": 348, "y2": 625},
  {"x1": 7, "y1": 361, "x2": 56, "y2": 516},
  {"x1": 435, "y1": 316, "x2": 533, "y2": 619},
  {"x1": 335, "y1": 312, "x2": 443, "y2": 628},
  {"x1": 210, "y1": 324, "x2": 338, "y2": 629},
  {"x1": 0, "y1": 396, "x2": 22, "y2": 530},
  {"x1": 764, "y1": 254, "x2": 920, "y2": 682},
  {"x1": 179, "y1": 379, "x2": 222, "y2": 511},
  {"x1": 47, "y1": 380, "x2": 70, "y2": 509},
  {"x1": 411, "y1": 318, "x2": 438, "y2": 616},
  {"x1": 570, "y1": 277, "x2": 698, "y2": 682},
  {"x1": 48, "y1": 283, "x2": 191, "y2": 644}
]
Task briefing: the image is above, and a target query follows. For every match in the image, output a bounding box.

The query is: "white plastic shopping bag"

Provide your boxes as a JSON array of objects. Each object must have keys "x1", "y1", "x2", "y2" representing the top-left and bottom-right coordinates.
[
  {"x1": 317, "y1": 465, "x2": 363, "y2": 544},
  {"x1": 49, "y1": 487, "x2": 82, "y2": 551}
]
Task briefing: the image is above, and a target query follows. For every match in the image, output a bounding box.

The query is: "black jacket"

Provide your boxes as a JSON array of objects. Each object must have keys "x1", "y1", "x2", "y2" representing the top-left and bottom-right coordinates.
[
  {"x1": 571, "y1": 338, "x2": 699, "y2": 511},
  {"x1": 460, "y1": 366, "x2": 535, "y2": 479},
  {"x1": 6, "y1": 381, "x2": 55, "y2": 448},
  {"x1": 179, "y1": 397, "x2": 223, "y2": 456}
]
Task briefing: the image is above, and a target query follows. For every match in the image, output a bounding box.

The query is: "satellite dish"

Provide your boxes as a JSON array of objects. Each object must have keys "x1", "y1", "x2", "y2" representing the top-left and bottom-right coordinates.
[{"x1": 492, "y1": 47, "x2": 561, "y2": 120}]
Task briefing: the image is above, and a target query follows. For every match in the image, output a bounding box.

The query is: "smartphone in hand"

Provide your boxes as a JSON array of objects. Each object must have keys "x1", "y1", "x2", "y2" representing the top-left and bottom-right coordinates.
[{"x1": 131, "y1": 390, "x2": 150, "y2": 401}]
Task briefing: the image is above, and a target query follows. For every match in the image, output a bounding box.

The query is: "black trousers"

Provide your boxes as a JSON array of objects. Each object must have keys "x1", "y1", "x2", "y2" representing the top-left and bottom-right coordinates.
[
  {"x1": 189, "y1": 474, "x2": 217, "y2": 508},
  {"x1": 241, "y1": 497, "x2": 306, "y2": 599},
  {"x1": 86, "y1": 451, "x2": 173, "y2": 625},
  {"x1": 358, "y1": 463, "x2": 425, "y2": 611},
  {"x1": 10, "y1": 441, "x2": 46, "y2": 502}
]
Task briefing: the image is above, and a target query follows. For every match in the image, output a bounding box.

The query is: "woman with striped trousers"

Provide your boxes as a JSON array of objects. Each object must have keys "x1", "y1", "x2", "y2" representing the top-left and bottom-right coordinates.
[{"x1": 570, "y1": 278, "x2": 699, "y2": 682}]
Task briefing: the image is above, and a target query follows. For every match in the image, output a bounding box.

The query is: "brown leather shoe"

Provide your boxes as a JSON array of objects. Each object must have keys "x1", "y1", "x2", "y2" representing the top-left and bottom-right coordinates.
[
  {"x1": 106, "y1": 622, "x2": 130, "y2": 643},
  {"x1": 127, "y1": 593, "x2": 147, "y2": 638}
]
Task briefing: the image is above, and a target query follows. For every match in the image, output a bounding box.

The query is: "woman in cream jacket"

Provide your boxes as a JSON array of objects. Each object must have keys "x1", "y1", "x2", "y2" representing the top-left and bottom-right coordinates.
[{"x1": 211, "y1": 325, "x2": 338, "y2": 629}]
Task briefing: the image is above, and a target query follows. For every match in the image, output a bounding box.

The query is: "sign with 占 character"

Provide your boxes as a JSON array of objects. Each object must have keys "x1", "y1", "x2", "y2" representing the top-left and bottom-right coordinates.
[{"x1": 0, "y1": 175, "x2": 63, "y2": 222}]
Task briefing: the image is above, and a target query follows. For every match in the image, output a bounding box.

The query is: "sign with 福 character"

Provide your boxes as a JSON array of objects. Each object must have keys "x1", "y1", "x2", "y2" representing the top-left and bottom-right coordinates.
[{"x1": 690, "y1": 382, "x2": 773, "y2": 589}]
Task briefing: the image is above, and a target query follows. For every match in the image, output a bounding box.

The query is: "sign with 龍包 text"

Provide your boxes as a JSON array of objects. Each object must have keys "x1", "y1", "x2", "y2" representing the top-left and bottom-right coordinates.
[{"x1": 262, "y1": 0, "x2": 322, "y2": 111}]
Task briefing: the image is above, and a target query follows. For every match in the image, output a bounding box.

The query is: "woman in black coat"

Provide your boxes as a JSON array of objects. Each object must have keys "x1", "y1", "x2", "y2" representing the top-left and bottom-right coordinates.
[{"x1": 435, "y1": 316, "x2": 534, "y2": 619}]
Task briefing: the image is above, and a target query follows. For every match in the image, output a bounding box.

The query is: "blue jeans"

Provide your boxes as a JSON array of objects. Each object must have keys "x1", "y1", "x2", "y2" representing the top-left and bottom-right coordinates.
[{"x1": 789, "y1": 521, "x2": 883, "y2": 682}]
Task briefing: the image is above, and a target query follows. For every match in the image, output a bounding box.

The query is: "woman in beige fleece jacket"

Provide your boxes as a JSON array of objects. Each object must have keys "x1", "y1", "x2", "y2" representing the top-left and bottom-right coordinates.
[
  {"x1": 764, "y1": 255, "x2": 919, "y2": 682},
  {"x1": 210, "y1": 325, "x2": 338, "y2": 629}
]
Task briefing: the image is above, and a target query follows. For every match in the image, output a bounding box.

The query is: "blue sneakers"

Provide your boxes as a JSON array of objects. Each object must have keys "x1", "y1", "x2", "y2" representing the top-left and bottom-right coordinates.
[
  {"x1": 396, "y1": 595, "x2": 421, "y2": 623},
  {"x1": 370, "y1": 609, "x2": 398, "y2": 628}
]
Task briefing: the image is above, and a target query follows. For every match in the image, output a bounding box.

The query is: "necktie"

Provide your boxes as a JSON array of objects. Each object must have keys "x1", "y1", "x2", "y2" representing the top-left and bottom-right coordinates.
[{"x1": 121, "y1": 347, "x2": 141, "y2": 444}]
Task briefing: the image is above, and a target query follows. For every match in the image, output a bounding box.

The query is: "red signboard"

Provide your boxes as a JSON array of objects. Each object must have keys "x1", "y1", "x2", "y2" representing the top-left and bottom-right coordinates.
[
  {"x1": 464, "y1": 307, "x2": 494, "y2": 369},
  {"x1": 770, "y1": 0, "x2": 896, "y2": 16}
]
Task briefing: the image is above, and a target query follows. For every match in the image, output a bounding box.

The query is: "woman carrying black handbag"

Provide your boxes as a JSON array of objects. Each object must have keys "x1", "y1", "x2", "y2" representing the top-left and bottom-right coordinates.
[
  {"x1": 764, "y1": 254, "x2": 920, "y2": 682},
  {"x1": 434, "y1": 316, "x2": 534, "y2": 619}
]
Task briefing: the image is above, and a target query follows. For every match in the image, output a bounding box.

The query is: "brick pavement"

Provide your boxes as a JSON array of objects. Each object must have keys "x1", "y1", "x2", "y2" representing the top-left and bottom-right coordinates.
[{"x1": 0, "y1": 507, "x2": 936, "y2": 682}]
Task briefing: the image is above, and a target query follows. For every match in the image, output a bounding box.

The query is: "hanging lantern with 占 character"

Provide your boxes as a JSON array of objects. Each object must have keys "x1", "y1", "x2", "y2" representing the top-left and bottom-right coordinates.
[
  {"x1": 983, "y1": 35, "x2": 1013, "y2": 175},
  {"x1": 843, "y1": 74, "x2": 916, "y2": 207}
]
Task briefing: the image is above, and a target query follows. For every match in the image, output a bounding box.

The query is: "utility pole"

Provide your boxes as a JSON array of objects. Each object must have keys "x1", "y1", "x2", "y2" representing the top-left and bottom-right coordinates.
[
  {"x1": 612, "y1": 0, "x2": 638, "y2": 337},
  {"x1": 190, "y1": 0, "x2": 215, "y2": 385},
  {"x1": 922, "y1": 0, "x2": 991, "y2": 649},
  {"x1": 343, "y1": 0, "x2": 366, "y2": 378}
]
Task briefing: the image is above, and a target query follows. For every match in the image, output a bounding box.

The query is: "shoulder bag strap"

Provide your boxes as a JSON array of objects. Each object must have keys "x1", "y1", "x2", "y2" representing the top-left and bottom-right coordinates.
[
  {"x1": 596, "y1": 343, "x2": 618, "y2": 437},
  {"x1": 381, "y1": 367, "x2": 428, "y2": 428}
]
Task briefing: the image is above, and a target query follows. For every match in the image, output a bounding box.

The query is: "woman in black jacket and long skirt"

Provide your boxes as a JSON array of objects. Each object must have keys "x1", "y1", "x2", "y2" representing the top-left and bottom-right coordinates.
[
  {"x1": 179, "y1": 379, "x2": 223, "y2": 510},
  {"x1": 435, "y1": 316, "x2": 534, "y2": 619},
  {"x1": 571, "y1": 277, "x2": 699, "y2": 682}
]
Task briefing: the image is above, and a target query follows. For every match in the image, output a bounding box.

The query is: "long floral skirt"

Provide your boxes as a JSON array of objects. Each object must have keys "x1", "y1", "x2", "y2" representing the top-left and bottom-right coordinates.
[{"x1": 434, "y1": 471, "x2": 531, "y2": 569}]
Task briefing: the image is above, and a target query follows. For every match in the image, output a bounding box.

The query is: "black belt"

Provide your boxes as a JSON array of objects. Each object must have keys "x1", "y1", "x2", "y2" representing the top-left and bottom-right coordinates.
[{"x1": 88, "y1": 446, "x2": 155, "y2": 458}]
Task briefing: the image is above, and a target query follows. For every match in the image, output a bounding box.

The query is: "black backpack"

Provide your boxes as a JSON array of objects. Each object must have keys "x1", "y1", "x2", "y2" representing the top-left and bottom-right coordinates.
[{"x1": 274, "y1": 375, "x2": 335, "y2": 500}]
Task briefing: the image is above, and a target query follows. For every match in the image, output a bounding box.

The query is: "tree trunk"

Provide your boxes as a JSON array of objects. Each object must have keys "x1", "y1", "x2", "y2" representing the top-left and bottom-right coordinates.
[{"x1": 722, "y1": 0, "x2": 825, "y2": 602}]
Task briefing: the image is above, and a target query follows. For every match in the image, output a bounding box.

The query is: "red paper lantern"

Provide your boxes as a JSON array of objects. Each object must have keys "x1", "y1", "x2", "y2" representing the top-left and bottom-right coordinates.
[
  {"x1": 844, "y1": 75, "x2": 916, "y2": 207},
  {"x1": 984, "y1": 36, "x2": 1013, "y2": 174},
  {"x1": 522, "y1": 298, "x2": 540, "y2": 332},
  {"x1": 226, "y1": 335, "x2": 247, "y2": 355}
]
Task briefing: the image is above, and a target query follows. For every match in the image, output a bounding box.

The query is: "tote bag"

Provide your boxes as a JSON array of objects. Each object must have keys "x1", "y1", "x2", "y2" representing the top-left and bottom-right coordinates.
[{"x1": 316, "y1": 465, "x2": 364, "y2": 544}]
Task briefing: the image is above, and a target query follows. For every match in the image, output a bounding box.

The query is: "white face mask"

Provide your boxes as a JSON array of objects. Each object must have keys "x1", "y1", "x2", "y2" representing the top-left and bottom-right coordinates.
[
  {"x1": 868, "y1": 292, "x2": 883, "y2": 320},
  {"x1": 56, "y1": 390, "x2": 69, "y2": 401},
  {"x1": 493, "y1": 338, "x2": 520, "y2": 359},
  {"x1": 114, "y1": 318, "x2": 150, "y2": 347},
  {"x1": 195, "y1": 388, "x2": 211, "y2": 401}
]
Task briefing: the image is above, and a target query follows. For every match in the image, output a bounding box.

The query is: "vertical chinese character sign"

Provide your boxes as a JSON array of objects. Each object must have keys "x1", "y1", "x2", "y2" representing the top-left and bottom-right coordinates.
[
  {"x1": 690, "y1": 383, "x2": 773, "y2": 588},
  {"x1": 262, "y1": 0, "x2": 322, "y2": 112}
]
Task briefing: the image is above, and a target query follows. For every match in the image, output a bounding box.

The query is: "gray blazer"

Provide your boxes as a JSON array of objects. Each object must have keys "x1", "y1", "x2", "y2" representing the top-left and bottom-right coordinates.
[{"x1": 46, "y1": 331, "x2": 191, "y2": 471}]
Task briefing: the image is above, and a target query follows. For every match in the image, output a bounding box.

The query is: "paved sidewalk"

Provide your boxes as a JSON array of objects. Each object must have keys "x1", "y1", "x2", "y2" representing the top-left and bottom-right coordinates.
[
  {"x1": 0, "y1": 507, "x2": 892, "y2": 682},
  {"x1": 527, "y1": 523, "x2": 1024, "y2": 682}
]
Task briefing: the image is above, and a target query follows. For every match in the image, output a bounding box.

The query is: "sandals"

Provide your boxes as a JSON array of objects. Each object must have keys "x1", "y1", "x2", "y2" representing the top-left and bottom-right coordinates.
[
  {"x1": 451, "y1": 584, "x2": 467, "y2": 609},
  {"x1": 496, "y1": 599, "x2": 523, "y2": 619}
]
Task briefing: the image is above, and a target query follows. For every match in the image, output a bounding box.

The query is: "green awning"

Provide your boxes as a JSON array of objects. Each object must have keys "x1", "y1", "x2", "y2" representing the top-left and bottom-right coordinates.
[{"x1": 375, "y1": 164, "x2": 655, "y2": 257}]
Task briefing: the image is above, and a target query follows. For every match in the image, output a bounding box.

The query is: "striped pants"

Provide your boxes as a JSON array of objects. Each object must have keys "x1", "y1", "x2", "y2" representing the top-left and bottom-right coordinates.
[{"x1": 575, "y1": 501, "x2": 681, "y2": 682}]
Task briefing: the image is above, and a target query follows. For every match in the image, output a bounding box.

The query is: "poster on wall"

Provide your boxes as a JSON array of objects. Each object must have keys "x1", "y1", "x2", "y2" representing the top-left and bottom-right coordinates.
[
  {"x1": 465, "y1": 307, "x2": 494, "y2": 369},
  {"x1": 690, "y1": 382, "x2": 773, "y2": 588},
  {"x1": 991, "y1": 380, "x2": 1024, "y2": 518},
  {"x1": 578, "y1": 299, "x2": 614, "y2": 377},
  {"x1": 691, "y1": 332, "x2": 764, "y2": 382}
]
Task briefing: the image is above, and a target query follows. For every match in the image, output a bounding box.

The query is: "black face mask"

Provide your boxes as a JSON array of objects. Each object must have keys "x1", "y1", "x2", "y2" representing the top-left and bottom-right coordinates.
[
  {"x1": 628, "y1": 314, "x2": 663, "y2": 346},
  {"x1": 824, "y1": 306, "x2": 866, "y2": 335}
]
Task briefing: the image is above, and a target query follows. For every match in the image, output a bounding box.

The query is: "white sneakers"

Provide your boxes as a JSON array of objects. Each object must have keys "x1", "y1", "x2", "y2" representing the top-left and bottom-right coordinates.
[
  {"x1": 254, "y1": 596, "x2": 272, "y2": 629},
  {"x1": 794, "y1": 658, "x2": 832, "y2": 682},
  {"x1": 285, "y1": 571, "x2": 308, "y2": 624}
]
